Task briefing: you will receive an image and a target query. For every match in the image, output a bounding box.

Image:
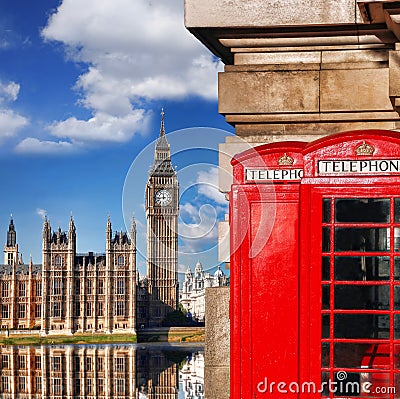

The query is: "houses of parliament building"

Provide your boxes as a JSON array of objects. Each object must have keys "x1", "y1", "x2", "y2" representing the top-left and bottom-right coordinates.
[{"x1": 0, "y1": 112, "x2": 179, "y2": 334}]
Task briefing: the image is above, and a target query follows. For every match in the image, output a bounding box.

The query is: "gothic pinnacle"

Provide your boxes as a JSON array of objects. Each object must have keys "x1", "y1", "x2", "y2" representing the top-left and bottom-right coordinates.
[{"x1": 160, "y1": 107, "x2": 165, "y2": 137}]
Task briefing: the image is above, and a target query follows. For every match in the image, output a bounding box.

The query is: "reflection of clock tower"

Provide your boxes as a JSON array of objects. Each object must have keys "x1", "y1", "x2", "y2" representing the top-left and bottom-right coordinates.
[{"x1": 146, "y1": 109, "x2": 179, "y2": 327}]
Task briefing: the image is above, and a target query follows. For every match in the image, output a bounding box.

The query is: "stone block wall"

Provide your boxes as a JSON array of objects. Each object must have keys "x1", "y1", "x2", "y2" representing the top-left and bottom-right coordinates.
[{"x1": 204, "y1": 287, "x2": 230, "y2": 399}]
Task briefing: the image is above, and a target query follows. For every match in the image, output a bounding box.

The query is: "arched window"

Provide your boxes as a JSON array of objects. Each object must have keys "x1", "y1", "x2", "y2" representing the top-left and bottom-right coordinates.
[
  {"x1": 117, "y1": 255, "x2": 124, "y2": 267},
  {"x1": 54, "y1": 255, "x2": 62, "y2": 267}
]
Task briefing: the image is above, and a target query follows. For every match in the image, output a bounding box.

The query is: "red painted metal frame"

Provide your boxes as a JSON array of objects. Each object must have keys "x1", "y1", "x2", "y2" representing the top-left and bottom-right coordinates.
[
  {"x1": 230, "y1": 130, "x2": 400, "y2": 399},
  {"x1": 231, "y1": 142, "x2": 306, "y2": 398}
]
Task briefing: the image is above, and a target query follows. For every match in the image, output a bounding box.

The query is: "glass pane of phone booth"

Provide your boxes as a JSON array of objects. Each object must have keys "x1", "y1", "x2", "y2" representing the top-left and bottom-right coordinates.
[{"x1": 321, "y1": 197, "x2": 400, "y2": 398}]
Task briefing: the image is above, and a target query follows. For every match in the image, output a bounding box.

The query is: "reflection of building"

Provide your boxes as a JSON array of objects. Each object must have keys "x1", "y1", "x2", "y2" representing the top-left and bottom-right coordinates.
[
  {"x1": 179, "y1": 352, "x2": 204, "y2": 399},
  {"x1": 0, "y1": 344, "x2": 185, "y2": 398},
  {"x1": 0, "y1": 113, "x2": 179, "y2": 334},
  {"x1": 136, "y1": 346, "x2": 179, "y2": 399},
  {"x1": 180, "y1": 261, "x2": 229, "y2": 322}
]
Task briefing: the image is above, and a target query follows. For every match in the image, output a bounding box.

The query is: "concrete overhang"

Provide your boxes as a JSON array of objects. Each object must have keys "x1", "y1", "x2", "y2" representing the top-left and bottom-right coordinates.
[
  {"x1": 359, "y1": 1, "x2": 400, "y2": 40},
  {"x1": 184, "y1": 0, "x2": 398, "y2": 64}
]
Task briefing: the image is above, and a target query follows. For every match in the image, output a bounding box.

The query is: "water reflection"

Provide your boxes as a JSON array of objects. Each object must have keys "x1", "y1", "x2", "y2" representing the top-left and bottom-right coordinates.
[{"x1": 0, "y1": 343, "x2": 204, "y2": 398}]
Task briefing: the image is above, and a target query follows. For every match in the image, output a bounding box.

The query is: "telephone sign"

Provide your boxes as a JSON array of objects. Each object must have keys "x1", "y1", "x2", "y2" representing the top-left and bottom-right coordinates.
[{"x1": 230, "y1": 130, "x2": 400, "y2": 399}]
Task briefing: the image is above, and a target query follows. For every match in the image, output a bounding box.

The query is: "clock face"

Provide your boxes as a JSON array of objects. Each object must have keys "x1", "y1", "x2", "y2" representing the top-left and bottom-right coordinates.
[{"x1": 155, "y1": 189, "x2": 172, "y2": 206}]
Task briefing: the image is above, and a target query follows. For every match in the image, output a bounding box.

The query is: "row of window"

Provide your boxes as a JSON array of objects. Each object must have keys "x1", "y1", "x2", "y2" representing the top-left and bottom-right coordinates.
[
  {"x1": 52, "y1": 255, "x2": 127, "y2": 267},
  {"x1": 1, "y1": 282, "x2": 41, "y2": 298},
  {"x1": 0, "y1": 300, "x2": 127, "y2": 319},
  {"x1": 0, "y1": 376, "x2": 125, "y2": 395},
  {"x1": 72, "y1": 301, "x2": 126, "y2": 318},
  {"x1": 1, "y1": 303, "x2": 41, "y2": 319},
  {"x1": 1, "y1": 354, "x2": 126, "y2": 372},
  {"x1": 0, "y1": 278, "x2": 128, "y2": 298}
]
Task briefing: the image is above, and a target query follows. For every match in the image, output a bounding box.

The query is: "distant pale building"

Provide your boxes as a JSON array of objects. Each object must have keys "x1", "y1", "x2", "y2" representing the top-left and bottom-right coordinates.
[{"x1": 179, "y1": 261, "x2": 229, "y2": 322}]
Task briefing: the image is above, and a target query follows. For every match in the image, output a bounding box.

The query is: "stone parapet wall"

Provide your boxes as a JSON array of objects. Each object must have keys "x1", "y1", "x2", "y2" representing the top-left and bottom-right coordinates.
[{"x1": 204, "y1": 287, "x2": 230, "y2": 399}]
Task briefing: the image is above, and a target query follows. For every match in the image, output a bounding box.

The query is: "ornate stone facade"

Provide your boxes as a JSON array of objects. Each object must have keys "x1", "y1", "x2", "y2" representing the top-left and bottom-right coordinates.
[
  {"x1": 145, "y1": 110, "x2": 179, "y2": 327},
  {"x1": 0, "y1": 113, "x2": 179, "y2": 334},
  {"x1": 180, "y1": 261, "x2": 229, "y2": 322},
  {"x1": 0, "y1": 215, "x2": 137, "y2": 335}
]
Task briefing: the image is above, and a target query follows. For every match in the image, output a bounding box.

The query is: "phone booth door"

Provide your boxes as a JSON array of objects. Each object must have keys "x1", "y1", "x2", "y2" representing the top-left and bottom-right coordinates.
[{"x1": 301, "y1": 131, "x2": 400, "y2": 399}]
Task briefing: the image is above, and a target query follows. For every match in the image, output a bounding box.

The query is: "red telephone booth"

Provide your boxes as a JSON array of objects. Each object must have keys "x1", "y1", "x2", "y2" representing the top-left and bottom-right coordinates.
[
  {"x1": 230, "y1": 130, "x2": 400, "y2": 399},
  {"x1": 230, "y1": 141, "x2": 306, "y2": 398}
]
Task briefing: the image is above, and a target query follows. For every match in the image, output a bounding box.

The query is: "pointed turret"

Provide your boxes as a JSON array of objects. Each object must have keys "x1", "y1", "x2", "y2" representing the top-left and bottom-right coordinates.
[
  {"x1": 42, "y1": 215, "x2": 51, "y2": 249},
  {"x1": 106, "y1": 215, "x2": 112, "y2": 239},
  {"x1": 130, "y1": 214, "x2": 137, "y2": 246},
  {"x1": 68, "y1": 213, "x2": 76, "y2": 251},
  {"x1": 150, "y1": 108, "x2": 175, "y2": 176},
  {"x1": 195, "y1": 260, "x2": 203, "y2": 273},
  {"x1": 7, "y1": 215, "x2": 16, "y2": 247},
  {"x1": 57, "y1": 226, "x2": 62, "y2": 245},
  {"x1": 5, "y1": 215, "x2": 18, "y2": 265},
  {"x1": 68, "y1": 213, "x2": 76, "y2": 233}
]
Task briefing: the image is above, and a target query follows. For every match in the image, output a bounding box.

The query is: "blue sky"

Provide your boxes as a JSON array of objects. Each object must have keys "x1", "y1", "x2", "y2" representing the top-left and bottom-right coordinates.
[{"x1": 0, "y1": 0, "x2": 233, "y2": 277}]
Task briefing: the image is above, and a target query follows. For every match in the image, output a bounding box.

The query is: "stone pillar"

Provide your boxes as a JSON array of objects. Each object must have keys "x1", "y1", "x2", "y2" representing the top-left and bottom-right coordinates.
[
  {"x1": 79, "y1": 348, "x2": 85, "y2": 396},
  {"x1": 104, "y1": 346, "x2": 112, "y2": 398},
  {"x1": 10, "y1": 347, "x2": 16, "y2": 395},
  {"x1": 65, "y1": 259, "x2": 74, "y2": 334},
  {"x1": 41, "y1": 217, "x2": 50, "y2": 335},
  {"x1": 130, "y1": 218, "x2": 137, "y2": 332},
  {"x1": 27, "y1": 348, "x2": 32, "y2": 395},
  {"x1": 94, "y1": 258, "x2": 98, "y2": 331},
  {"x1": 93, "y1": 349, "x2": 98, "y2": 398},
  {"x1": 204, "y1": 287, "x2": 230, "y2": 399},
  {"x1": 11, "y1": 265, "x2": 16, "y2": 330},
  {"x1": 41, "y1": 346, "x2": 48, "y2": 397},
  {"x1": 80, "y1": 257, "x2": 86, "y2": 332},
  {"x1": 129, "y1": 346, "x2": 135, "y2": 396},
  {"x1": 105, "y1": 218, "x2": 113, "y2": 334},
  {"x1": 66, "y1": 216, "x2": 76, "y2": 334},
  {"x1": 65, "y1": 346, "x2": 73, "y2": 397},
  {"x1": 28, "y1": 261, "x2": 32, "y2": 329}
]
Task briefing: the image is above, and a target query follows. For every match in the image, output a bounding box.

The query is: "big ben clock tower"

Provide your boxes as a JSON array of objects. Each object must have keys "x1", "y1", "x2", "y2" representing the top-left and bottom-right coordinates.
[{"x1": 146, "y1": 109, "x2": 179, "y2": 327}]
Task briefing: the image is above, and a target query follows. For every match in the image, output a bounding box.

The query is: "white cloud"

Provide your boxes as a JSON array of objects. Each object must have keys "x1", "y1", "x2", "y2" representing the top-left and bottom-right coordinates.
[
  {"x1": 180, "y1": 202, "x2": 201, "y2": 223},
  {"x1": 196, "y1": 167, "x2": 228, "y2": 206},
  {"x1": 179, "y1": 204, "x2": 219, "y2": 254},
  {"x1": 0, "y1": 79, "x2": 28, "y2": 141},
  {"x1": 15, "y1": 137, "x2": 76, "y2": 155},
  {"x1": 49, "y1": 109, "x2": 149, "y2": 143},
  {"x1": 0, "y1": 109, "x2": 28, "y2": 139},
  {"x1": 178, "y1": 167, "x2": 228, "y2": 254},
  {"x1": 36, "y1": 208, "x2": 47, "y2": 220},
  {"x1": 41, "y1": 0, "x2": 222, "y2": 143},
  {"x1": 0, "y1": 81, "x2": 20, "y2": 103}
]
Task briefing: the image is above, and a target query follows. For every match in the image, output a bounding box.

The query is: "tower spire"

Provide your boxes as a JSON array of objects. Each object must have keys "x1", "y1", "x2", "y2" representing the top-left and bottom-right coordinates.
[
  {"x1": 69, "y1": 212, "x2": 75, "y2": 232},
  {"x1": 130, "y1": 213, "x2": 136, "y2": 233},
  {"x1": 160, "y1": 107, "x2": 165, "y2": 137},
  {"x1": 150, "y1": 108, "x2": 175, "y2": 176}
]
